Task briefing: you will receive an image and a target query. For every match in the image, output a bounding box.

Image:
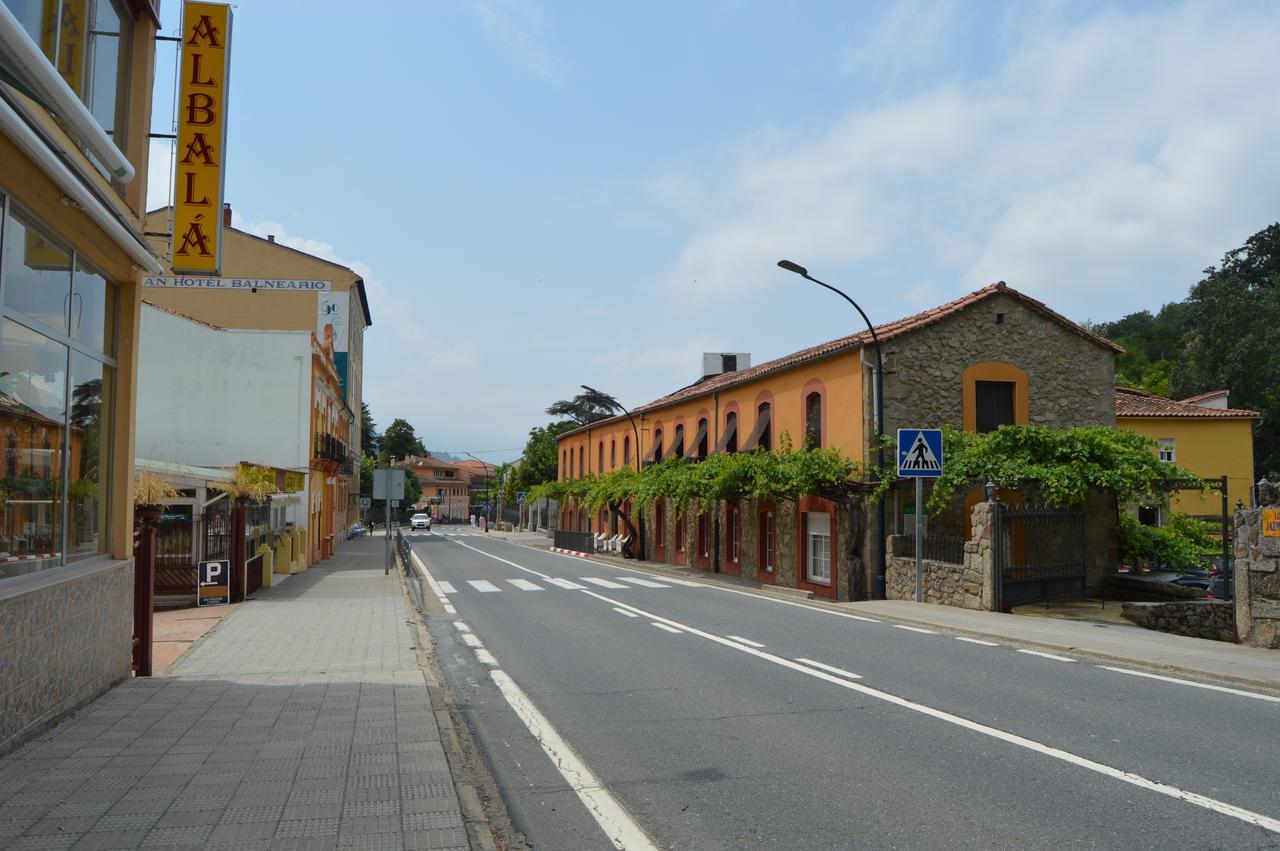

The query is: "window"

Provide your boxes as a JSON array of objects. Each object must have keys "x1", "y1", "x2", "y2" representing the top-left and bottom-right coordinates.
[
  {"x1": 561, "y1": 449, "x2": 567, "y2": 478},
  {"x1": 805, "y1": 392, "x2": 822, "y2": 448},
  {"x1": 1158, "y1": 438, "x2": 1176, "y2": 463},
  {"x1": 724, "y1": 412, "x2": 737, "y2": 453},
  {"x1": 623, "y1": 434, "x2": 631, "y2": 466},
  {"x1": 652, "y1": 428, "x2": 663, "y2": 463},
  {"x1": 806, "y1": 512, "x2": 831, "y2": 584},
  {"x1": 697, "y1": 513, "x2": 708, "y2": 557},
  {"x1": 598, "y1": 440, "x2": 604, "y2": 472},
  {"x1": 696, "y1": 418, "x2": 708, "y2": 459},
  {"x1": 610, "y1": 439, "x2": 616, "y2": 468},
  {"x1": 672, "y1": 424, "x2": 684, "y2": 459},
  {"x1": 578, "y1": 445, "x2": 584, "y2": 478},
  {"x1": 760, "y1": 510, "x2": 775, "y2": 573},
  {"x1": 568, "y1": 449, "x2": 574, "y2": 478},
  {"x1": 757, "y1": 403, "x2": 771, "y2": 452},
  {"x1": 727, "y1": 505, "x2": 739, "y2": 563},
  {"x1": 975, "y1": 381, "x2": 1015, "y2": 433}
]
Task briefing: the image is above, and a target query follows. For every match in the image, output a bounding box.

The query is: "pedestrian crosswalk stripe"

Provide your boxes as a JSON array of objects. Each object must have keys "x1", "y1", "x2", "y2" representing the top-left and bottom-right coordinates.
[
  {"x1": 438, "y1": 581, "x2": 457, "y2": 594},
  {"x1": 581, "y1": 577, "x2": 629, "y2": 589},
  {"x1": 507, "y1": 579, "x2": 543, "y2": 591},
  {"x1": 468, "y1": 580, "x2": 501, "y2": 592},
  {"x1": 545, "y1": 577, "x2": 586, "y2": 590},
  {"x1": 616, "y1": 577, "x2": 669, "y2": 588},
  {"x1": 657, "y1": 576, "x2": 705, "y2": 587}
]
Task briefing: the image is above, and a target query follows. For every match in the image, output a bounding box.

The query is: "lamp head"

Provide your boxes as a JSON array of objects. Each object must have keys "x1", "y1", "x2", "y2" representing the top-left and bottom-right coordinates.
[{"x1": 777, "y1": 259, "x2": 808, "y2": 277}]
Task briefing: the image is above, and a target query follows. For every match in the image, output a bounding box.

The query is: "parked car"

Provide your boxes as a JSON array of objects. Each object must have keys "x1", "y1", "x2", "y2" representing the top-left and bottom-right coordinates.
[
  {"x1": 411, "y1": 513, "x2": 431, "y2": 530},
  {"x1": 1169, "y1": 576, "x2": 1211, "y2": 591},
  {"x1": 1206, "y1": 577, "x2": 1231, "y2": 600}
]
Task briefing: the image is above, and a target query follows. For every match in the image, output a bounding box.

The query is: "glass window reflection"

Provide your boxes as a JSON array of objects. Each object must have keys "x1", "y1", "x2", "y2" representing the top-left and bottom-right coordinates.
[
  {"x1": 0, "y1": 319, "x2": 68, "y2": 578},
  {"x1": 1, "y1": 208, "x2": 72, "y2": 334},
  {"x1": 67, "y1": 353, "x2": 110, "y2": 562},
  {"x1": 71, "y1": 260, "x2": 116, "y2": 356}
]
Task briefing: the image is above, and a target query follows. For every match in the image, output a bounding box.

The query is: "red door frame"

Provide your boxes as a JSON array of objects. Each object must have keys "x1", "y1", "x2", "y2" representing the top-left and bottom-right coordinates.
[
  {"x1": 756, "y1": 500, "x2": 776, "y2": 584},
  {"x1": 796, "y1": 495, "x2": 837, "y2": 599}
]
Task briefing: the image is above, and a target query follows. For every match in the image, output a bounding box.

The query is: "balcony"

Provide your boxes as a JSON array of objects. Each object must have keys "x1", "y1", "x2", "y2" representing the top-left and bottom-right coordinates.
[{"x1": 313, "y1": 433, "x2": 348, "y2": 465}]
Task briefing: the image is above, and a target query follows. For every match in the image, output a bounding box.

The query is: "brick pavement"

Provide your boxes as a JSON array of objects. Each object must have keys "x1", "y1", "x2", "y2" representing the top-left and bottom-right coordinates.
[{"x1": 0, "y1": 535, "x2": 471, "y2": 850}]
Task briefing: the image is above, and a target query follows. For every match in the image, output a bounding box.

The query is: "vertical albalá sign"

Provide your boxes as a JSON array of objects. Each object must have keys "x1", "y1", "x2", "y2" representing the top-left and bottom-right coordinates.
[{"x1": 172, "y1": 1, "x2": 232, "y2": 274}]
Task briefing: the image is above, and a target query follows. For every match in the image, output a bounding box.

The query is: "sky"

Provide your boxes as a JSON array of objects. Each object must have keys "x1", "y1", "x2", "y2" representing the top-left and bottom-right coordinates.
[{"x1": 145, "y1": 0, "x2": 1280, "y2": 462}]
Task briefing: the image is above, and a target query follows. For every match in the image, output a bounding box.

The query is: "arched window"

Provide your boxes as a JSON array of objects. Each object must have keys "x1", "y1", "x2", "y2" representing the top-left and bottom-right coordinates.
[
  {"x1": 598, "y1": 441, "x2": 604, "y2": 472},
  {"x1": 725, "y1": 412, "x2": 738, "y2": 453},
  {"x1": 610, "y1": 439, "x2": 616, "y2": 468},
  {"x1": 578, "y1": 445, "x2": 584, "y2": 478},
  {"x1": 672, "y1": 424, "x2": 685, "y2": 459},
  {"x1": 653, "y1": 428, "x2": 664, "y2": 463},
  {"x1": 5, "y1": 433, "x2": 16, "y2": 477},
  {"x1": 696, "y1": 417, "x2": 709, "y2": 459},
  {"x1": 561, "y1": 449, "x2": 567, "y2": 479},
  {"x1": 805, "y1": 392, "x2": 823, "y2": 449},
  {"x1": 624, "y1": 434, "x2": 632, "y2": 466},
  {"x1": 757, "y1": 403, "x2": 772, "y2": 452},
  {"x1": 568, "y1": 449, "x2": 574, "y2": 479}
]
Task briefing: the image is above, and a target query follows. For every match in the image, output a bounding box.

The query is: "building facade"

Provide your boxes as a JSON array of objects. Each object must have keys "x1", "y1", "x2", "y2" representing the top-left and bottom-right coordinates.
[
  {"x1": 0, "y1": 0, "x2": 163, "y2": 752},
  {"x1": 406, "y1": 456, "x2": 473, "y2": 522},
  {"x1": 556, "y1": 283, "x2": 1122, "y2": 601}
]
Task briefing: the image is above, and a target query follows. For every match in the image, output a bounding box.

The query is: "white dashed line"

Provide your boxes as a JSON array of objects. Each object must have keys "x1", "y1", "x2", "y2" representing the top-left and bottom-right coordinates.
[
  {"x1": 460, "y1": 633, "x2": 483, "y2": 648},
  {"x1": 612, "y1": 607, "x2": 639, "y2": 618},
  {"x1": 651, "y1": 623, "x2": 683, "y2": 634},
  {"x1": 1017, "y1": 649, "x2": 1075, "y2": 662},
  {"x1": 893, "y1": 624, "x2": 936, "y2": 634},
  {"x1": 955, "y1": 636, "x2": 999, "y2": 647},
  {"x1": 474, "y1": 648, "x2": 498, "y2": 666},
  {"x1": 582, "y1": 577, "x2": 629, "y2": 589},
  {"x1": 794, "y1": 658, "x2": 863, "y2": 680},
  {"x1": 1098, "y1": 666, "x2": 1280, "y2": 704},
  {"x1": 508, "y1": 579, "x2": 544, "y2": 591},
  {"x1": 453, "y1": 621, "x2": 470, "y2": 632},
  {"x1": 726, "y1": 635, "x2": 765, "y2": 648},
  {"x1": 545, "y1": 577, "x2": 587, "y2": 590},
  {"x1": 437, "y1": 581, "x2": 457, "y2": 595}
]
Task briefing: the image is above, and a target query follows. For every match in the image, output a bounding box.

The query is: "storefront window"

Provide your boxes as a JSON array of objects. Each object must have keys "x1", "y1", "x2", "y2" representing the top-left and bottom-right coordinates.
[
  {"x1": 1, "y1": 210, "x2": 72, "y2": 334},
  {"x1": 72, "y1": 260, "x2": 117, "y2": 356},
  {"x1": 0, "y1": 319, "x2": 67, "y2": 578},
  {"x1": 67, "y1": 352, "x2": 110, "y2": 562}
]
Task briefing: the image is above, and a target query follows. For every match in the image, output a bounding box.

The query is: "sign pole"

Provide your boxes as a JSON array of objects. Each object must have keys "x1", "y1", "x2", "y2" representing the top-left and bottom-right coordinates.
[
  {"x1": 385, "y1": 491, "x2": 391, "y2": 575},
  {"x1": 915, "y1": 477, "x2": 923, "y2": 603}
]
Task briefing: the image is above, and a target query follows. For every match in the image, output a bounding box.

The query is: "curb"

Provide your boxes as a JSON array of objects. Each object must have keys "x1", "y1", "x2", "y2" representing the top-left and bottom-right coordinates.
[{"x1": 549, "y1": 546, "x2": 591, "y2": 558}]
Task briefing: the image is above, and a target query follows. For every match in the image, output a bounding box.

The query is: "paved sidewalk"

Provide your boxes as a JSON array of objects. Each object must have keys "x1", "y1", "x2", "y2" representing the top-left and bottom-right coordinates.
[{"x1": 0, "y1": 535, "x2": 471, "y2": 850}]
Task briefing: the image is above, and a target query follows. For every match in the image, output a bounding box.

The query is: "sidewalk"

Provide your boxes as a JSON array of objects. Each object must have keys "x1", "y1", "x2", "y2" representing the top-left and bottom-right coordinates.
[
  {"x1": 528, "y1": 539, "x2": 1280, "y2": 694},
  {"x1": 0, "y1": 535, "x2": 473, "y2": 850}
]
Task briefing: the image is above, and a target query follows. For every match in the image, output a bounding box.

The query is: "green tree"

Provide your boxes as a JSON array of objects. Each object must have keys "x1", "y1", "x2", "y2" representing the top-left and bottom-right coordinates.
[
  {"x1": 515, "y1": 421, "x2": 578, "y2": 489},
  {"x1": 545, "y1": 388, "x2": 621, "y2": 425},
  {"x1": 380, "y1": 418, "x2": 426, "y2": 461},
  {"x1": 1173, "y1": 223, "x2": 1280, "y2": 477},
  {"x1": 360, "y1": 403, "x2": 379, "y2": 456}
]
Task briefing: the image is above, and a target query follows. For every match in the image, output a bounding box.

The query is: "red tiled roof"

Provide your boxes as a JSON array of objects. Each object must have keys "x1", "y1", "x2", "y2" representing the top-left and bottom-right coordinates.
[
  {"x1": 1179, "y1": 390, "x2": 1228, "y2": 405},
  {"x1": 1115, "y1": 387, "x2": 1259, "y2": 419},
  {"x1": 563, "y1": 282, "x2": 1123, "y2": 438}
]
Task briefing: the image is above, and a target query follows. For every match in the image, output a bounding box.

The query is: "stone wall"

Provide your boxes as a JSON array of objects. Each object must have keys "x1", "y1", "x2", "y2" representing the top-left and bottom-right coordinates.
[
  {"x1": 878, "y1": 290, "x2": 1116, "y2": 436},
  {"x1": 1233, "y1": 504, "x2": 1280, "y2": 649},
  {"x1": 1120, "y1": 601, "x2": 1234, "y2": 642},
  {"x1": 884, "y1": 502, "x2": 997, "y2": 610},
  {"x1": 0, "y1": 561, "x2": 134, "y2": 754}
]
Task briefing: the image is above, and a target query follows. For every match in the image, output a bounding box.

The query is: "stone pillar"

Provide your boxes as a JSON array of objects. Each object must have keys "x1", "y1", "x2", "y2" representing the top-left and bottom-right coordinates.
[
  {"x1": 257, "y1": 544, "x2": 275, "y2": 588},
  {"x1": 1234, "y1": 483, "x2": 1280, "y2": 648},
  {"x1": 965, "y1": 501, "x2": 998, "y2": 611}
]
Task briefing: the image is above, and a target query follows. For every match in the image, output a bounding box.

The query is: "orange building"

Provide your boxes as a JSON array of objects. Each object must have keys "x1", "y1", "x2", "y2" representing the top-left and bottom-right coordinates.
[{"x1": 556, "y1": 283, "x2": 1122, "y2": 600}]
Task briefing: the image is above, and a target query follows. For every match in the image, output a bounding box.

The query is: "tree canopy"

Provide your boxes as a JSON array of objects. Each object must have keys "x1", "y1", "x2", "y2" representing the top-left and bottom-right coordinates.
[
  {"x1": 380, "y1": 418, "x2": 426, "y2": 461},
  {"x1": 545, "y1": 388, "x2": 622, "y2": 425},
  {"x1": 360, "y1": 403, "x2": 379, "y2": 456},
  {"x1": 512, "y1": 421, "x2": 578, "y2": 491}
]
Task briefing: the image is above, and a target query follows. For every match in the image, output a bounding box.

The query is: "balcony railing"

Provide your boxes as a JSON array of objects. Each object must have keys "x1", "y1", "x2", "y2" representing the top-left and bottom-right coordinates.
[{"x1": 314, "y1": 433, "x2": 348, "y2": 465}]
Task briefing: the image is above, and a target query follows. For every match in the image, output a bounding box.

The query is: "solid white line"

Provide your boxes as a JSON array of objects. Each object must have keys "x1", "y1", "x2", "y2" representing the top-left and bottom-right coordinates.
[
  {"x1": 1017, "y1": 649, "x2": 1075, "y2": 662},
  {"x1": 893, "y1": 624, "x2": 936, "y2": 634},
  {"x1": 453, "y1": 621, "x2": 471, "y2": 632},
  {"x1": 651, "y1": 623, "x2": 682, "y2": 634},
  {"x1": 460, "y1": 634, "x2": 484, "y2": 648},
  {"x1": 612, "y1": 607, "x2": 639, "y2": 618},
  {"x1": 468, "y1": 580, "x2": 501, "y2": 593},
  {"x1": 545, "y1": 577, "x2": 587, "y2": 590},
  {"x1": 795, "y1": 658, "x2": 863, "y2": 680},
  {"x1": 579, "y1": 589, "x2": 1280, "y2": 836},
  {"x1": 474, "y1": 648, "x2": 498, "y2": 666},
  {"x1": 616, "y1": 577, "x2": 670, "y2": 588},
  {"x1": 508, "y1": 579, "x2": 544, "y2": 591},
  {"x1": 726, "y1": 635, "x2": 765, "y2": 648},
  {"x1": 490, "y1": 669, "x2": 656, "y2": 850},
  {"x1": 437, "y1": 581, "x2": 457, "y2": 595},
  {"x1": 582, "y1": 577, "x2": 629, "y2": 589},
  {"x1": 955, "y1": 636, "x2": 1000, "y2": 647},
  {"x1": 442, "y1": 537, "x2": 554, "y2": 580},
  {"x1": 1098, "y1": 666, "x2": 1280, "y2": 704}
]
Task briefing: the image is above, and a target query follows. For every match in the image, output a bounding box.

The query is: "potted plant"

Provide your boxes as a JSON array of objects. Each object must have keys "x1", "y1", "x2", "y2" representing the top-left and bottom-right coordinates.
[{"x1": 133, "y1": 469, "x2": 179, "y2": 525}]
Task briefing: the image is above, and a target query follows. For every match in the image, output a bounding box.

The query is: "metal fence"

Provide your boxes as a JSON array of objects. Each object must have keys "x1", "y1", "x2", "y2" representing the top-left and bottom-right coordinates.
[
  {"x1": 997, "y1": 506, "x2": 1087, "y2": 608},
  {"x1": 901, "y1": 534, "x2": 965, "y2": 565}
]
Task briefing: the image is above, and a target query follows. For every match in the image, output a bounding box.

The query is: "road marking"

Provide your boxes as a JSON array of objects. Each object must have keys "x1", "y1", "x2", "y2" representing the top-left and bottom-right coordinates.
[
  {"x1": 474, "y1": 648, "x2": 498, "y2": 666},
  {"x1": 651, "y1": 622, "x2": 683, "y2": 634},
  {"x1": 616, "y1": 577, "x2": 669, "y2": 588},
  {"x1": 453, "y1": 621, "x2": 470, "y2": 632},
  {"x1": 582, "y1": 577, "x2": 629, "y2": 589},
  {"x1": 546, "y1": 577, "x2": 587, "y2": 590},
  {"x1": 612, "y1": 607, "x2": 638, "y2": 618},
  {"x1": 508, "y1": 579, "x2": 544, "y2": 591},
  {"x1": 489, "y1": 669, "x2": 656, "y2": 850},
  {"x1": 440, "y1": 537, "x2": 554, "y2": 580},
  {"x1": 893, "y1": 624, "x2": 936, "y2": 634},
  {"x1": 437, "y1": 581, "x2": 457, "y2": 595},
  {"x1": 1098, "y1": 666, "x2": 1280, "y2": 704},
  {"x1": 460, "y1": 633, "x2": 483, "y2": 648},
  {"x1": 467, "y1": 580, "x2": 501, "y2": 593},
  {"x1": 443, "y1": 604, "x2": 457, "y2": 614},
  {"x1": 579, "y1": 589, "x2": 1280, "y2": 836},
  {"x1": 955, "y1": 636, "x2": 999, "y2": 646},
  {"x1": 795, "y1": 658, "x2": 863, "y2": 680},
  {"x1": 726, "y1": 635, "x2": 765, "y2": 648},
  {"x1": 1017, "y1": 649, "x2": 1075, "y2": 662},
  {"x1": 657, "y1": 576, "x2": 708, "y2": 587}
]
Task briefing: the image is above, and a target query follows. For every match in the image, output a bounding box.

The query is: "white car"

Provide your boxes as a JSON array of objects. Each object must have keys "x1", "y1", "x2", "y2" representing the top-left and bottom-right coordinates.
[{"x1": 410, "y1": 513, "x2": 431, "y2": 530}]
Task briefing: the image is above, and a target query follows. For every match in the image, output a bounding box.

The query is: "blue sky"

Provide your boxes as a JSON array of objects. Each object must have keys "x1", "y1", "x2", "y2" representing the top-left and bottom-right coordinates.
[{"x1": 146, "y1": 0, "x2": 1280, "y2": 461}]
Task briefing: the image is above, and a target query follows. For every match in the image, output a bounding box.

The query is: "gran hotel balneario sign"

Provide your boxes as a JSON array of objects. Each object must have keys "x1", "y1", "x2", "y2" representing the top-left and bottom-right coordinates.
[{"x1": 143, "y1": 277, "x2": 332, "y2": 291}]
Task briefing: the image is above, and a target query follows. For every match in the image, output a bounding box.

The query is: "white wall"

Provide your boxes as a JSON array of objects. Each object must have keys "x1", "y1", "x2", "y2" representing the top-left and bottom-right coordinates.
[{"x1": 137, "y1": 305, "x2": 312, "y2": 473}]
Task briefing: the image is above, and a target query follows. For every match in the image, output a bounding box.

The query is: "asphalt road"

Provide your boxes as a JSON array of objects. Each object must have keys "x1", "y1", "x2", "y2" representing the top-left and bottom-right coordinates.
[{"x1": 410, "y1": 525, "x2": 1280, "y2": 850}]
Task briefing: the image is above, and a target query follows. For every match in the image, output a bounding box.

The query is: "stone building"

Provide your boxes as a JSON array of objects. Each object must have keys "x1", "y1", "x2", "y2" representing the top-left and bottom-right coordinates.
[{"x1": 556, "y1": 282, "x2": 1122, "y2": 603}]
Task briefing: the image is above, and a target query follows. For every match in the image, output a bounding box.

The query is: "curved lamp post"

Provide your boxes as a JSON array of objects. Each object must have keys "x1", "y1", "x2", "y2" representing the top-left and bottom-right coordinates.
[
  {"x1": 581, "y1": 384, "x2": 646, "y2": 561},
  {"x1": 777, "y1": 260, "x2": 888, "y2": 600}
]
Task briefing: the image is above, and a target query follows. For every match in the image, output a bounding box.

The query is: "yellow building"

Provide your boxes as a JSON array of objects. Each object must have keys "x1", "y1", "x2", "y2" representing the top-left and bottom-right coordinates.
[
  {"x1": 1, "y1": 0, "x2": 165, "y2": 751},
  {"x1": 142, "y1": 206, "x2": 372, "y2": 535},
  {"x1": 1116, "y1": 388, "x2": 1259, "y2": 518}
]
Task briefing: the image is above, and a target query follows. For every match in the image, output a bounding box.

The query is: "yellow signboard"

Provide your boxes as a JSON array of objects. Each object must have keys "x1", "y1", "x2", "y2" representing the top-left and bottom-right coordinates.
[
  {"x1": 173, "y1": 2, "x2": 232, "y2": 274},
  {"x1": 1263, "y1": 509, "x2": 1280, "y2": 538},
  {"x1": 40, "y1": 1, "x2": 89, "y2": 95}
]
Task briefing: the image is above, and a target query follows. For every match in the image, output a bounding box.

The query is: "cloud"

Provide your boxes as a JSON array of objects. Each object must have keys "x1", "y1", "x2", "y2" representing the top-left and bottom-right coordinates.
[
  {"x1": 651, "y1": 2, "x2": 1280, "y2": 320},
  {"x1": 473, "y1": 1, "x2": 559, "y2": 81}
]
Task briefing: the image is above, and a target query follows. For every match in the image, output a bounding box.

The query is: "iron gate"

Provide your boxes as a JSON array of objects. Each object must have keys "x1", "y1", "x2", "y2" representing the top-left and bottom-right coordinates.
[
  {"x1": 205, "y1": 505, "x2": 231, "y2": 561},
  {"x1": 997, "y1": 505, "x2": 1087, "y2": 609}
]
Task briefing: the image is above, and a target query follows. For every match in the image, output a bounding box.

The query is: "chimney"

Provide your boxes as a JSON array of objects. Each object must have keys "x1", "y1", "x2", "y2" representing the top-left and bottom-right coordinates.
[
  {"x1": 222, "y1": 203, "x2": 232, "y2": 227},
  {"x1": 267, "y1": 235, "x2": 275, "y2": 243}
]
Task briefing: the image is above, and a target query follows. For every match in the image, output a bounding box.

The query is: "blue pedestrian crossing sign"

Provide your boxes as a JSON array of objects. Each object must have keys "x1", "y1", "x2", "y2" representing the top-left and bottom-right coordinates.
[{"x1": 898, "y1": 429, "x2": 944, "y2": 477}]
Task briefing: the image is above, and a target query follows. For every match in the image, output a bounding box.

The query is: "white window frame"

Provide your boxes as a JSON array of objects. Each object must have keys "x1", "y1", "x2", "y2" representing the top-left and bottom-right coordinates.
[
  {"x1": 1158, "y1": 438, "x2": 1176, "y2": 463},
  {"x1": 805, "y1": 512, "x2": 831, "y2": 585}
]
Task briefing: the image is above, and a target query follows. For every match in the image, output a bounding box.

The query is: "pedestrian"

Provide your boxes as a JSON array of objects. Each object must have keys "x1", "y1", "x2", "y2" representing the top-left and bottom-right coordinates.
[
  {"x1": 480, "y1": 515, "x2": 487, "y2": 532},
  {"x1": 469, "y1": 514, "x2": 476, "y2": 527}
]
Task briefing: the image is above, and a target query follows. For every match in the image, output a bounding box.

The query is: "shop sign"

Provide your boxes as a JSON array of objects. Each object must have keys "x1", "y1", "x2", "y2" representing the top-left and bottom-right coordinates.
[
  {"x1": 197, "y1": 559, "x2": 230, "y2": 606},
  {"x1": 283, "y1": 471, "x2": 305, "y2": 493},
  {"x1": 1263, "y1": 509, "x2": 1280, "y2": 538},
  {"x1": 41, "y1": 0, "x2": 89, "y2": 95},
  {"x1": 173, "y1": 1, "x2": 233, "y2": 274},
  {"x1": 144, "y1": 277, "x2": 331, "y2": 291}
]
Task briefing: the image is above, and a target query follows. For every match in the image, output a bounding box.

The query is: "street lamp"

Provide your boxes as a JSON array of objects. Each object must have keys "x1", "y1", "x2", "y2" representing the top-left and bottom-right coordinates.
[
  {"x1": 463, "y1": 452, "x2": 494, "y2": 532},
  {"x1": 777, "y1": 259, "x2": 888, "y2": 600},
  {"x1": 581, "y1": 384, "x2": 646, "y2": 561}
]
